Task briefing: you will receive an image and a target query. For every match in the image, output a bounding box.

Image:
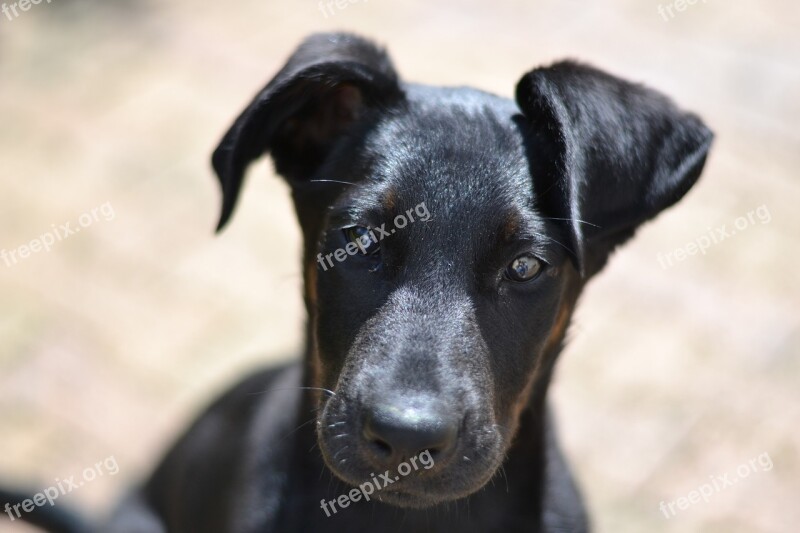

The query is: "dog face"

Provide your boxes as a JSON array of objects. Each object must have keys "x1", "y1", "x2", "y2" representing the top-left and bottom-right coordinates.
[
  {"x1": 307, "y1": 99, "x2": 578, "y2": 506},
  {"x1": 212, "y1": 33, "x2": 712, "y2": 508}
]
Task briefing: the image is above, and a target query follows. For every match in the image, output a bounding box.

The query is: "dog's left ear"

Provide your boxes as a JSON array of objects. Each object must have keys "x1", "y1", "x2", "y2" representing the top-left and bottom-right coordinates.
[
  {"x1": 212, "y1": 33, "x2": 404, "y2": 231},
  {"x1": 515, "y1": 61, "x2": 713, "y2": 277}
]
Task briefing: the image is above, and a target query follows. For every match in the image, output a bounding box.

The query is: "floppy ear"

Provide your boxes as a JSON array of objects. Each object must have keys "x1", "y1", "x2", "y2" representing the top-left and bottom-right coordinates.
[
  {"x1": 515, "y1": 61, "x2": 713, "y2": 277},
  {"x1": 212, "y1": 33, "x2": 404, "y2": 231}
]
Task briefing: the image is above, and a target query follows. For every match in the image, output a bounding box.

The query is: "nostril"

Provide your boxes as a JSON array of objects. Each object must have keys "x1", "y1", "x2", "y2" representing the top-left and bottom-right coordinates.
[
  {"x1": 368, "y1": 437, "x2": 393, "y2": 457},
  {"x1": 362, "y1": 398, "x2": 460, "y2": 465}
]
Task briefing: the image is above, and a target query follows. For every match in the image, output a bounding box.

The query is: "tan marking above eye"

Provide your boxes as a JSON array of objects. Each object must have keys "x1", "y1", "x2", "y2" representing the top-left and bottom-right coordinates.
[
  {"x1": 382, "y1": 187, "x2": 398, "y2": 212},
  {"x1": 501, "y1": 212, "x2": 521, "y2": 241}
]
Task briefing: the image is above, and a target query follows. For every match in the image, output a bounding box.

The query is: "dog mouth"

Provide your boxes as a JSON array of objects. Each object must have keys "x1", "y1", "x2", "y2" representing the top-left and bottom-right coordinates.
[
  {"x1": 317, "y1": 442, "x2": 506, "y2": 509},
  {"x1": 369, "y1": 487, "x2": 443, "y2": 508},
  {"x1": 316, "y1": 395, "x2": 507, "y2": 508}
]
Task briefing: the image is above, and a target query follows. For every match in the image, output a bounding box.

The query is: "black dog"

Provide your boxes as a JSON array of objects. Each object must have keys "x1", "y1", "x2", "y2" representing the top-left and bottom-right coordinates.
[{"x1": 2, "y1": 33, "x2": 712, "y2": 533}]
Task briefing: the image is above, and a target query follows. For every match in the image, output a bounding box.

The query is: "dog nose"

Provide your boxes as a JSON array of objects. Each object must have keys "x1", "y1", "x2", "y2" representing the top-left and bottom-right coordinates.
[{"x1": 362, "y1": 397, "x2": 459, "y2": 465}]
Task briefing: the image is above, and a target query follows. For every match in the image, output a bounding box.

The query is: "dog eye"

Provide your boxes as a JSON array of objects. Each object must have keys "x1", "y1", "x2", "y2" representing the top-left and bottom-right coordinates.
[
  {"x1": 505, "y1": 254, "x2": 543, "y2": 282},
  {"x1": 344, "y1": 226, "x2": 380, "y2": 255}
]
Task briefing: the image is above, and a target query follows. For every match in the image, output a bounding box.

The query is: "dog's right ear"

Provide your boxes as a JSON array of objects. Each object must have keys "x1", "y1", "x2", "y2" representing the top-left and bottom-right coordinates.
[
  {"x1": 212, "y1": 33, "x2": 404, "y2": 231},
  {"x1": 515, "y1": 61, "x2": 713, "y2": 277}
]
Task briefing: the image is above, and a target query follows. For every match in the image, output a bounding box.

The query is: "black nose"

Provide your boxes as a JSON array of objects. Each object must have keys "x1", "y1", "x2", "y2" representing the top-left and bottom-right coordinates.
[{"x1": 362, "y1": 396, "x2": 459, "y2": 466}]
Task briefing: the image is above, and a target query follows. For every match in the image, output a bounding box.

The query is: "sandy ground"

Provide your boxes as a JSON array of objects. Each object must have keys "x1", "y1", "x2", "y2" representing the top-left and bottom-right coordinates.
[{"x1": 1, "y1": 1, "x2": 798, "y2": 531}]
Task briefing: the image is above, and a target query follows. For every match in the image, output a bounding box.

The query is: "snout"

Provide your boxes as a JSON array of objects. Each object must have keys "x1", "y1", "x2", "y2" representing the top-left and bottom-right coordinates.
[
  {"x1": 362, "y1": 394, "x2": 460, "y2": 468},
  {"x1": 318, "y1": 382, "x2": 507, "y2": 508},
  {"x1": 315, "y1": 287, "x2": 507, "y2": 507}
]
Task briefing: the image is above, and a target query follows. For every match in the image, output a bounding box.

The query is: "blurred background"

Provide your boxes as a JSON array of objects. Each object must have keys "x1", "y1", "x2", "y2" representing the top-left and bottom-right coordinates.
[{"x1": 0, "y1": 1, "x2": 798, "y2": 531}]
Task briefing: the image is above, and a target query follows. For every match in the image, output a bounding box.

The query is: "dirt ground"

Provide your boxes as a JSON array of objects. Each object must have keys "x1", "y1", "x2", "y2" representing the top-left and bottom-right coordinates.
[{"x1": 1, "y1": 1, "x2": 798, "y2": 532}]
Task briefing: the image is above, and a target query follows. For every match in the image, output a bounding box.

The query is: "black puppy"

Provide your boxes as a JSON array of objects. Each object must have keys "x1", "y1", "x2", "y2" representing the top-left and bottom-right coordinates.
[{"x1": 3, "y1": 33, "x2": 712, "y2": 533}]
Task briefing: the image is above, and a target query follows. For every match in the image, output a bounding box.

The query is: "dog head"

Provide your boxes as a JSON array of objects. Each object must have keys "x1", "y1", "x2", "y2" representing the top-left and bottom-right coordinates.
[{"x1": 212, "y1": 33, "x2": 712, "y2": 508}]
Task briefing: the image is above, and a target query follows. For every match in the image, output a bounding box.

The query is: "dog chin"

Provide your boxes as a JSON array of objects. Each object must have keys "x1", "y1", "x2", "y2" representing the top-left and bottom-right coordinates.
[
  {"x1": 370, "y1": 489, "x2": 450, "y2": 509},
  {"x1": 333, "y1": 478, "x2": 480, "y2": 510},
  {"x1": 323, "y1": 457, "x2": 503, "y2": 510}
]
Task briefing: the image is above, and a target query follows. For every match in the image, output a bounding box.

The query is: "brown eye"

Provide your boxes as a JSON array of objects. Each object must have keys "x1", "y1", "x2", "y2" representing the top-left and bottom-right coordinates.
[
  {"x1": 505, "y1": 254, "x2": 543, "y2": 282},
  {"x1": 344, "y1": 226, "x2": 380, "y2": 255}
]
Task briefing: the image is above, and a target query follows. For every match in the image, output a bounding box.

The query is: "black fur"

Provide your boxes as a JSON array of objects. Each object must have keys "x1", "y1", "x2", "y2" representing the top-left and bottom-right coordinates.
[{"x1": 3, "y1": 32, "x2": 712, "y2": 533}]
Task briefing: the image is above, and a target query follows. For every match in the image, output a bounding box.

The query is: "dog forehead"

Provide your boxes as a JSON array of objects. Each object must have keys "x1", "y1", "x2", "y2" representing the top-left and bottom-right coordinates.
[
  {"x1": 361, "y1": 86, "x2": 535, "y2": 215},
  {"x1": 402, "y1": 83, "x2": 520, "y2": 115}
]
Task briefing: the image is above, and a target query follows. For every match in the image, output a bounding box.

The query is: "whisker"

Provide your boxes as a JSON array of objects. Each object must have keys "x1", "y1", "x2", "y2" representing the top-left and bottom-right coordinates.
[
  {"x1": 333, "y1": 445, "x2": 350, "y2": 459},
  {"x1": 307, "y1": 179, "x2": 356, "y2": 186},
  {"x1": 539, "y1": 216, "x2": 601, "y2": 228},
  {"x1": 279, "y1": 416, "x2": 316, "y2": 442},
  {"x1": 507, "y1": 231, "x2": 577, "y2": 258},
  {"x1": 499, "y1": 464, "x2": 509, "y2": 493},
  {"x1": 248, "y1": 386, "x2": 336, "y2": 397}
]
